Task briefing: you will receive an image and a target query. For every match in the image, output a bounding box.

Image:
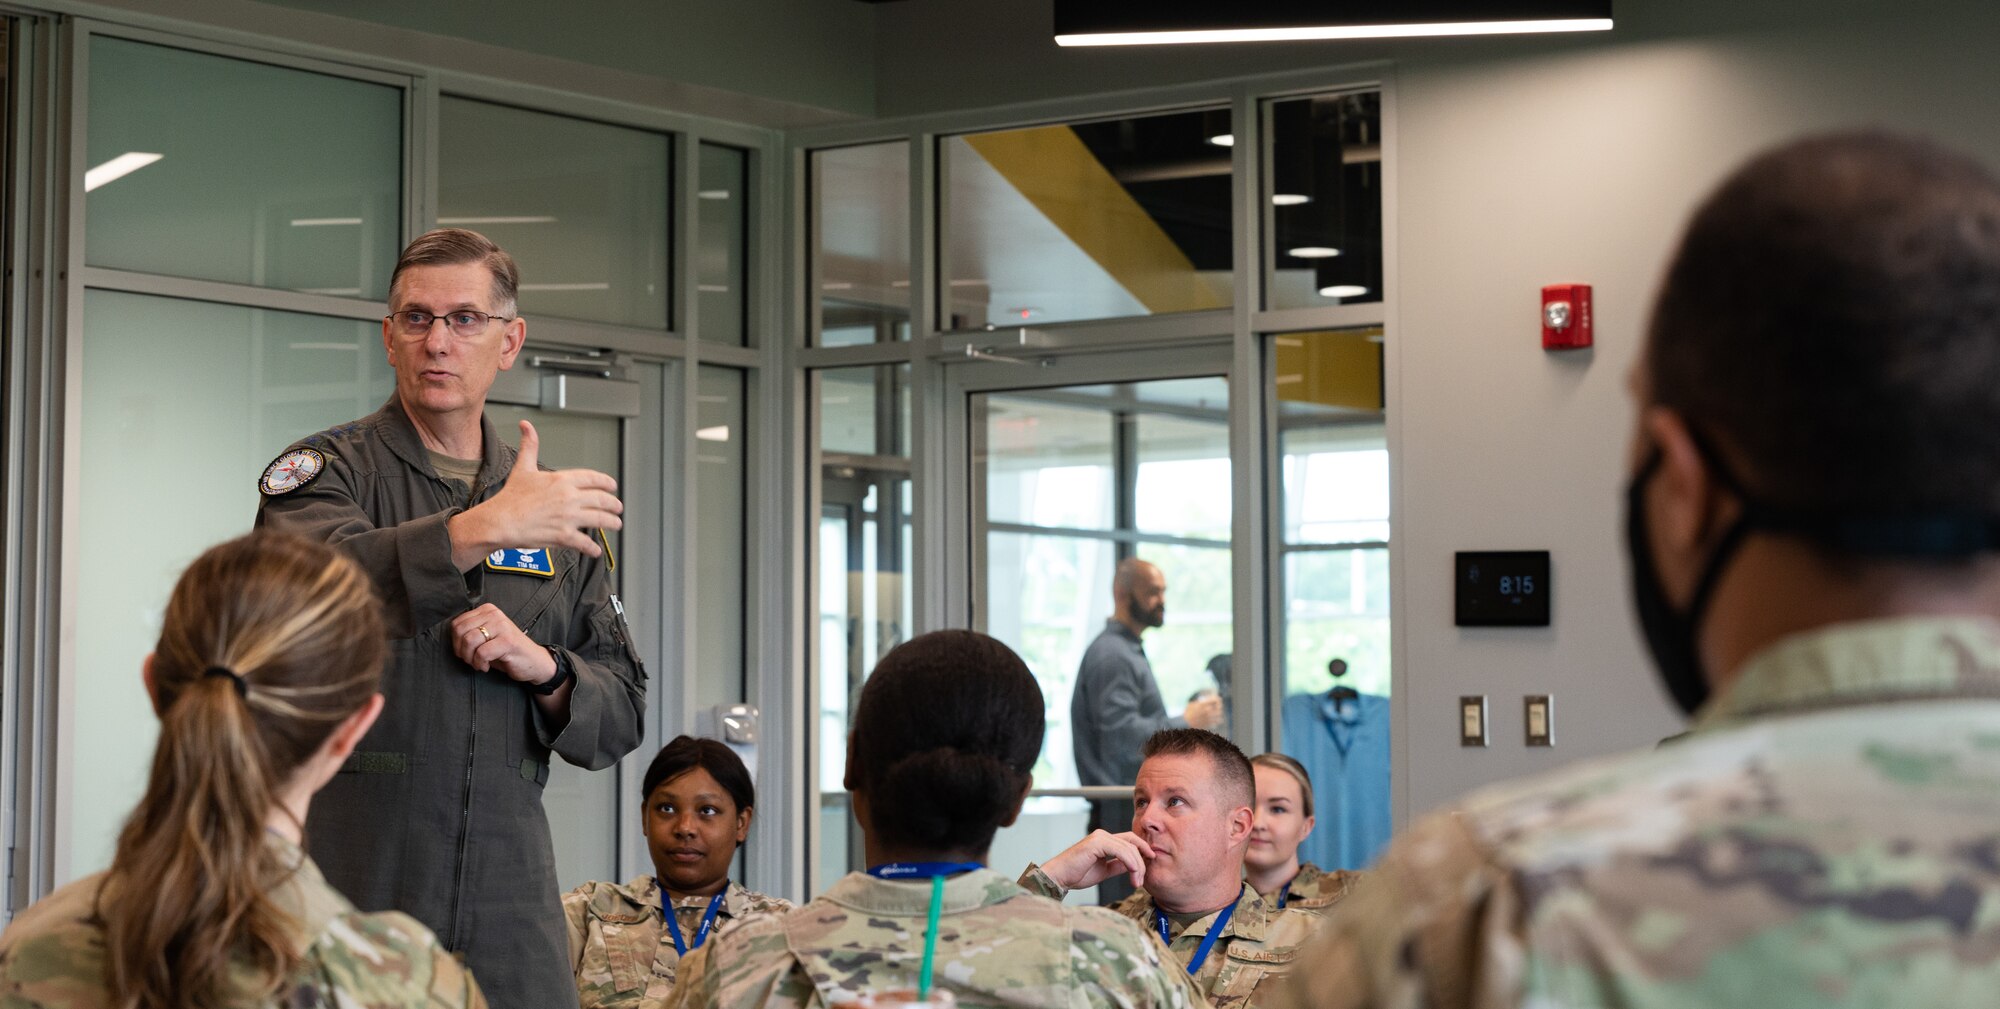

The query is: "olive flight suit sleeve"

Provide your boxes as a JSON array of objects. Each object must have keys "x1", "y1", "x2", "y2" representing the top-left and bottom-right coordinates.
[
  {"x1": 254, "y1": 446, "x2": 473, "y2": 640},
  {"x1": 531, "y1": 546, "x2": 647, "y2": 771}
]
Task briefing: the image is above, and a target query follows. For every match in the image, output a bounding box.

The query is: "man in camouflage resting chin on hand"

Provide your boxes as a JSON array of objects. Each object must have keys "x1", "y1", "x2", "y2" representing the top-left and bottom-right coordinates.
[
  {"x1": 1021, "y1": 729, "x2": 1320, "y2": 1009},
  {"x1": 1280, "y1": 132, "x2": 2000, "y2": 1008}
]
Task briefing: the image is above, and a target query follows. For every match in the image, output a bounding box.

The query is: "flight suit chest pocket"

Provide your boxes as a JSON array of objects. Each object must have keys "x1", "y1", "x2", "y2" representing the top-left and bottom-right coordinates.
[
  {"x1": 1210, "y1": 945, "x2": 1296, "y2": 1009},
  {"x1": 480, "y1": 549, "x2": 576, "y2": 639}
]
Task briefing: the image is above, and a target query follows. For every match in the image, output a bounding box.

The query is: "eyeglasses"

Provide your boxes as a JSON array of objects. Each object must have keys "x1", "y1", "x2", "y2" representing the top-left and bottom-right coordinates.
[{"x1": 385, "y1": 310, "x2": 514, "y2": 339}]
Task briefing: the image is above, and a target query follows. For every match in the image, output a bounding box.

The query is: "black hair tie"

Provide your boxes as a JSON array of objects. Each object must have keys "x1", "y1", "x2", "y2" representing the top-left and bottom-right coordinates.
[{"x1": 204, "y1": 666, "x2": 249, "y2": 699}]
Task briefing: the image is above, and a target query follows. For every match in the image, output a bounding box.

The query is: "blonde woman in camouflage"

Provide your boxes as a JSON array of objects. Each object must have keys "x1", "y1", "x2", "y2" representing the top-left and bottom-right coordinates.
[
  {"x1": 0, "y1": 531, "x2": 483, "y2": 1009},
  {"x1": 564, "y1": 735, "x2": 792, "y2": 1009},
  {"x1": 667, "y1": 629, "x2": 1203, "y2": 1009},
  {"x1": 1244, "y1": 754, "x2": 1359, "y2": 914}
]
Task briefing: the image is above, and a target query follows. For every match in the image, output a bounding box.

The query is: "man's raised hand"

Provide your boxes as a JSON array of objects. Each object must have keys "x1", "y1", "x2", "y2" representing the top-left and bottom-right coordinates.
[
  {"x1": 447, "y1": 420, "x2": 624, "y2": 570},
  {"x1": 1040, "y1": 829, "x2": 1154, "y2": 892}
]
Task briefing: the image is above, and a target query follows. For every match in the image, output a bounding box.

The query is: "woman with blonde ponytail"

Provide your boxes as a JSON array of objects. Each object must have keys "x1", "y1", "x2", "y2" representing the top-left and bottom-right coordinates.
[{"x1": 0, "y1": 531, "x2": 486, "y2": 1009}]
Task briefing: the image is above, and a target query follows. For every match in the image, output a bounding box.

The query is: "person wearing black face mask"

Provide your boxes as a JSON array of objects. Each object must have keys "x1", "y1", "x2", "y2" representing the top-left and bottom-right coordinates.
[
  {"x1": 1276, "y1": 132, "x2": 2000, "y2": 1009},
  {"x1": 1072, "y1": 558, "x2": 1223, "y2": 905}
]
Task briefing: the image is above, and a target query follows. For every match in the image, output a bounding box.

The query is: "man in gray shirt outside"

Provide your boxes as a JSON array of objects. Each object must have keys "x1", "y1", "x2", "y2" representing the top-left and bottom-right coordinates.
[{"x1": 1071, "y1": 557, "x2": 1224, "y2": 903}]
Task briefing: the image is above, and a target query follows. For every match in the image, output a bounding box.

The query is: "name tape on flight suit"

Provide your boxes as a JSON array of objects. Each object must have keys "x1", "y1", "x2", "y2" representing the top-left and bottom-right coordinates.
[{"x1": 485, "y1": 548, "x2": 555, "y2": 577}]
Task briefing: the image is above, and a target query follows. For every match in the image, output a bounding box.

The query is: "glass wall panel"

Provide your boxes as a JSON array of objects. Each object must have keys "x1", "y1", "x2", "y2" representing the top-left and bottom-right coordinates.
[
  {"x1": 942, "y1": 108, "x2": 1233, "y2": 331},
  {"x1": 1272, "y1": 328, "x2": 1391, "y2": 870},
  {"x1": 694, "y1": 365, "x2": 748, "y2": 710},
  {"x1": 812, "y1": 142, "x2": 910, "y2": 346},
  {"x1": 1264, "y1": 92, "x2": 1384, "y2": 310},
  {"x1": 814, "y1": 365, "x2": 912, "y2": 883},
  {"x1": 973, "y1": 377, "x2": 1232, "y2": 783},
  {"x1": 86, "y1": 37, "x2": 402, "y2": 298},
  {"x1": 480, "y1": 399, "x2": 628, "y2": 892},
  {"x1": 697, "y1": 144, "x2": 750, "y2": 346},
  {"x1": 72, "y1": 290, "x2": 393, "y2": 875},
  {"x1": 439, "y1": 97, "x2": 671, "y2": 329}
]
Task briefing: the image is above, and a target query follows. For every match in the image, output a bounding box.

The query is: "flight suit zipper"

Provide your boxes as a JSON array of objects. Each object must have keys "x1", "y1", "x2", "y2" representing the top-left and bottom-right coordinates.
[{"x1": 448, "y1": 676, "x2": 477, "y2": 947}]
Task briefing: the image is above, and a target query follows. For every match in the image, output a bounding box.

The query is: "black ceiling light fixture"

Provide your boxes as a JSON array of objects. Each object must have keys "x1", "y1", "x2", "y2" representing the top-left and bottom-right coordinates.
[{"x1": 1054, "y1": 0, "x2": 1611, "y2": 46}]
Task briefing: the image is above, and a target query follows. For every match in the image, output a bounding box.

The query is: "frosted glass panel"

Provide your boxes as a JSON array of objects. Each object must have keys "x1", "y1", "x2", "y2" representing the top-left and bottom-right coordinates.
[
  {"x1": 695, "y1": 366, "x2": 746, "y2": 711},
  {"x1": 697, "y1": 144, "x2": 749, "y2": 346},
  {"x1": 812, "y1": 141, "x2": 909, "y2": 346},
  {"x1": 73, "y1": 290, "x2": 393, "y2": 878},
  {"x1": 439, "y1": 97, "x2": 671, "y2": 329},
  {"x1": 482, "y1": 401, "x2": 625, "y2": 893},
  {"x1": 85, "y1": 37, "x2": 402, "y2": 298}
]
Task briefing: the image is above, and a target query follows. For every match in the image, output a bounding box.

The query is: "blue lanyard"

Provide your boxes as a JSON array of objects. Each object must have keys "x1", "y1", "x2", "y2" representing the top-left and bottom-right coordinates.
[
  {"x1": 662, "y1": 890, "x2": 726, "y2": 957},
  {"x1": 865, "y1": 861, "x2": 983, "y2": 879},
  {"x1": 1156, "y1": 887, "x2": 1241, "y2": 976},
  {"x1": 1276, "y1": 886, "x2": 1290, "y2": 909}
]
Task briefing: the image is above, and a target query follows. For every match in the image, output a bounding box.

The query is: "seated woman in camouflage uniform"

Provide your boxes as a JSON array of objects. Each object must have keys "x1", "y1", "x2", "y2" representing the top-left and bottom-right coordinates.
[
  {"x1": 667, "y1": 629, "x2": 1203, "y2": 1009},
  {"x1": 1244, "y1": 754, "x2": 1359, "y2": 914},
  {"x1": 0, "y1": 531, "x2": 483, "y2": 1008},
  {"x1": 563, "y1": 735, "x2": 792, "y2": 1009}
]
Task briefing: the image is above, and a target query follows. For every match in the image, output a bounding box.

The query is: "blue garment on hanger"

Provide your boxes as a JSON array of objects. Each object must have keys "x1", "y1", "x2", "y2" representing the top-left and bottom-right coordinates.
[{"x1": 1281, "y1": 691, "x2": 1392, "y2": 871}]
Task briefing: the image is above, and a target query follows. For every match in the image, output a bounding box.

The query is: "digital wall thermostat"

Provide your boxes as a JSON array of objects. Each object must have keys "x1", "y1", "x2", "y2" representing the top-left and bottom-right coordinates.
[{"x1": 1455, "y1": 551, "x2": 1551, "y2": 627}]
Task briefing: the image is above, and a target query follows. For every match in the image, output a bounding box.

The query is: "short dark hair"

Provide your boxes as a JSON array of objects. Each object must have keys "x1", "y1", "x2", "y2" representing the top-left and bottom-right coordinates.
[
  {"x1": 1142, "y1": 728, "x2": 1254, "y2": 810},
  {"x1": 388, "y1": 228, "x2": 520, "y2": 315},
  {"x1": 849, "y1": 630, "x2": 1044, "y2": 855},
  {"x1": 641, "y1": 735, "x2": 755, "y2": 815},
  {"x1": 1648, "y1": 132, "x2": 2000, "y2": 518}
]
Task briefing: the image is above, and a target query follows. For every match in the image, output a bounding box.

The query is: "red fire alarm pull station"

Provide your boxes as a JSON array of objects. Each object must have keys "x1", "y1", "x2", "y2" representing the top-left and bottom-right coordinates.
[{"x1": 1541, "y1": 284, "x2": 1593, "y2": 350}]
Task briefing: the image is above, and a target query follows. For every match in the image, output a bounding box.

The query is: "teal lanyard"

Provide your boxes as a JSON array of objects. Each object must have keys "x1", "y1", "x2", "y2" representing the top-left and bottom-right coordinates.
[{"x1": 1157, "y1": 887, "x2": 1241, "y2": 975}]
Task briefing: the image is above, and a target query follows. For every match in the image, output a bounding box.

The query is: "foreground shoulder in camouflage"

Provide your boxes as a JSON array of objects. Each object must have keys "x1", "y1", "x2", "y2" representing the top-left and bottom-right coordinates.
[
  {"x1": 0, "y1": 870, "x2": 484, "y2": 1008},
  {"x1": 1282, "y1": 618, "x2": 2000, "y2": 1009},
  {"x1": 668, "y1": 869, "x2": 1201, "y2": 1009}
]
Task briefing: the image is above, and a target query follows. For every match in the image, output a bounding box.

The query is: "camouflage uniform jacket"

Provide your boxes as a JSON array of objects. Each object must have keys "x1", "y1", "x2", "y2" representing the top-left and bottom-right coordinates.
[
  {"x1": 1259, "y1": 863, "x2": 1361, "y2": 914},
  {"x1": 1281, "y1": 616, "x2": 2000, "y2": 1009},
  {"x1": 665, "y1": 868, "x2": 1202, "y2": 1009},
  {"x1": 0, "y1": 838, "x2": 484, "y2": 1008},
  {"x1": 1020, "y1": 864, "x2": 1322, "y2": 1009},
  {"x1": 563, "y1": 874, "x2": 792, "y2": 1009}
]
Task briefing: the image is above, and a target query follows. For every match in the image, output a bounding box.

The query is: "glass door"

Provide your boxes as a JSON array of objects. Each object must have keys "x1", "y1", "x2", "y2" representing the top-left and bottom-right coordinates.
[{"x1": 949, "y1": 346, "x2": 1234, "y2": 902}]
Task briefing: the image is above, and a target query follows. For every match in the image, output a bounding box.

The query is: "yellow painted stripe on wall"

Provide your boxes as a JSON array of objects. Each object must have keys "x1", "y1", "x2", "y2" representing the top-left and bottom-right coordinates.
[{"x1": 963, "y1": 126, "x2": 1229, "y2": 314}]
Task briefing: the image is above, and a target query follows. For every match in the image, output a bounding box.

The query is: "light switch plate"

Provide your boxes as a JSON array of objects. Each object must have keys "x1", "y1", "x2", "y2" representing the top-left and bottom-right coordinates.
[
  {"x1": 1525, "y1": 694, "x2": 1553, "y2": 746},
  {"x1": 1460, "y1": 695, "x2": 1488, "y2": 747}
]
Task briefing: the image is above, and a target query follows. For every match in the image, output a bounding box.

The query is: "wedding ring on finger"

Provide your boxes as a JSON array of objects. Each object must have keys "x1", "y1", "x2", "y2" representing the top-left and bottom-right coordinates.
[{"x1": 478, "y1": 625, "x2": 491, "y2": 642}]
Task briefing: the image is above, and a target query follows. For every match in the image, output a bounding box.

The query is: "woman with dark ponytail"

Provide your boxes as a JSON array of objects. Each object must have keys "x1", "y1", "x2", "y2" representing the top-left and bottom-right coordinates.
[
  {"x1": 668, "y1": 630, "x2": 1201, "y2": 1009},
  {"x1": 0, "y1": 531, "x2": 485, "y2": 1008}
]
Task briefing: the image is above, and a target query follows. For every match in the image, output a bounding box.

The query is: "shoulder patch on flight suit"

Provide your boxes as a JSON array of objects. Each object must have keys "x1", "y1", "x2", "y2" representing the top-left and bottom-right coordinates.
[
  {"x1": 486, "y1": 548, "x2": 556, "y2": 578},
  {"x1": 259, "y1": 447, "x2": 327, "y2": 496}
]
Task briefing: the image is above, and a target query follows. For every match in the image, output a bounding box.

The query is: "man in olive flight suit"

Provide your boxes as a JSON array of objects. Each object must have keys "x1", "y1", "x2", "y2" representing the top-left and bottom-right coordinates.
[{"x1": 257, "y1": 228, "x2": 647, "y2": 1009}]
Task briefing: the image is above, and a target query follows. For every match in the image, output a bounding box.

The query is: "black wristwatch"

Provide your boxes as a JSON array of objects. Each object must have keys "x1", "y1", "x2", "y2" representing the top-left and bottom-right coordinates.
[{"x1": 529, "y1": 645, "x2": 574, "y2": 696}]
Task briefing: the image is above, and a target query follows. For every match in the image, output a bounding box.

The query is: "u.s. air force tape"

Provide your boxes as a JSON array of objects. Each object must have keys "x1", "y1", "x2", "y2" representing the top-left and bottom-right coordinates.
[{"x1": 259, "y1": 448, "x2": 326, "y2": 496}]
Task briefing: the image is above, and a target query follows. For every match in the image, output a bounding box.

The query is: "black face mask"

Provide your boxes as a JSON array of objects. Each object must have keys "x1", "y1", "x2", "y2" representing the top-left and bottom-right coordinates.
[
  {"x1": 1625, "y1": 441, "x2": 2000, "y2": 717},
  {"x1": 1624, "y1": 449, "x2": 1754, "y2": 716}
]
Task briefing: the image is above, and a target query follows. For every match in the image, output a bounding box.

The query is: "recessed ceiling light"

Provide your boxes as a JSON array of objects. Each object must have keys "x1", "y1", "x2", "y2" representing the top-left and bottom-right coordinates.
[
  {"x1": 1271, "y1": 194, "x2": 1310, "y2": 206},
  {"x1": 1208, "y1": 133, "x2": 1235, "y2": 147},
  {"x1": 1319, "y1": 284, "x2": 1371, "y2": 298},
  {"x1": 1057, "y1": 18, "x2": 1612, "y2": 46},
  {"x1": 436, "y1": 215, "x2": 558, "y2": 225},
  {"x1": 84, "y1": 152, "x2": 163, "y2": 192},
  {"x1": 1289, "y1": 246, "x2": 1341, "y2": 259},
  {"x1": 696, "y1": 425, "x2": 732, "y2": 442},
  {"x1": 698, "y1": 189, "x2": 732, "y2": 200}
]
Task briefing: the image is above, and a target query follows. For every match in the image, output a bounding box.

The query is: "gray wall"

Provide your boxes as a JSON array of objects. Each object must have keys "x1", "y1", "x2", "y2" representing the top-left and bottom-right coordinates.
[{"x1": 875, "y1": 0, "x2": 2000, "y2": 818}]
